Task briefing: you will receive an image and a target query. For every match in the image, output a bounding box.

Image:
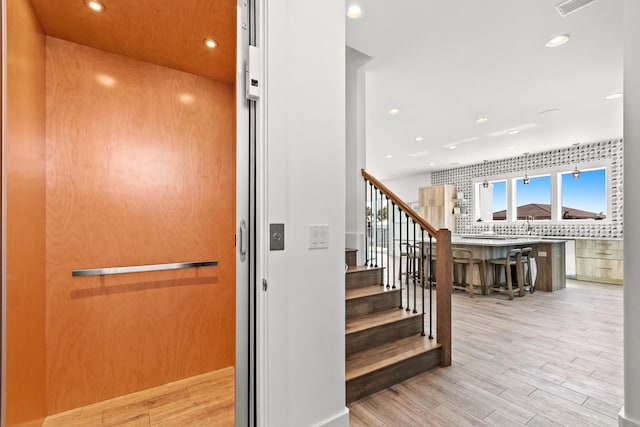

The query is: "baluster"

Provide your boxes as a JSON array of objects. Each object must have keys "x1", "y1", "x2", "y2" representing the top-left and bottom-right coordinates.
[
  {"x1": 429, "y1": 234, "x2": 434, "y2": 340},
  {"x1": 364, "y1": 179, "x2": 369, "y2": 267},
  {"x1": 421, "y1": 228, "x2": 425, "y2": 336},
  {"x1": 378, "y1": 192, "x2": 383, "y2": 285},
  {"x1": 392, "y1": 202, "x2": 396, "y2": 289},
  {"x1": 378, "y1": 190, "x2": 384, "y2": 286},
  {"x1": 413, "y1": 222, "x2": 418, "y2": 314},
  {"x1": 374, "y1": 188, "x2": 378, "y2": 267},
  {"x1": 386, "y1": 195, "x2": 390, "y2": 288},
  {"x1": 369, "y1": 182, "x2": 374, "y2": 267},
  {"x1": 406, "y1": 214, "x2": 410, "y2": 312},
  {"x1": 398, "y1": 210, "x2": 403, "y2": 309}
]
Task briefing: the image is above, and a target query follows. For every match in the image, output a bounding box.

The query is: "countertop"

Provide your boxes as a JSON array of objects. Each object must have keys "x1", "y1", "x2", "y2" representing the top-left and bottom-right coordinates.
[
  {"x1": 454, "y1": 234, "x2": 623, "y2": 242},
  {"x1": 452, "y1": 235, "x2": 567, "y2": 247}
]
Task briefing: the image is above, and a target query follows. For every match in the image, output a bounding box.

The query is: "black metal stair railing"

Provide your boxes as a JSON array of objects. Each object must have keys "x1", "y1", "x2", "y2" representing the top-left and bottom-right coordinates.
[
  {"x1": 363, "y1": 180, "x2": 435, "y2": 338},
  {"x1": 361, "y1": 169, "x2": 452, "y2": 367}
]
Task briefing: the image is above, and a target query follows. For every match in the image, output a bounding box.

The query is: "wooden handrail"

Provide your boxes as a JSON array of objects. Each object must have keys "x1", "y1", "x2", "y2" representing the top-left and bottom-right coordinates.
[{"x1": 361, "y1": 169, "x2": 439, "y2": 236}]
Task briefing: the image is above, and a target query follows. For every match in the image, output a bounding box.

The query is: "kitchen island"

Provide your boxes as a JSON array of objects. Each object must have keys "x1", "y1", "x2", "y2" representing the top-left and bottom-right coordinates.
[{"x1": 450, "y1": 235, "x2": 566, "y2": 292}]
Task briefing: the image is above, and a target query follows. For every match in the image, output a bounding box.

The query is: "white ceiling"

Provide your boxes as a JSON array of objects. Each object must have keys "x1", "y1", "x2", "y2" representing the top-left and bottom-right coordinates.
[{"x1": 346, "y1": 0, "x2": 623, "y2": 180}]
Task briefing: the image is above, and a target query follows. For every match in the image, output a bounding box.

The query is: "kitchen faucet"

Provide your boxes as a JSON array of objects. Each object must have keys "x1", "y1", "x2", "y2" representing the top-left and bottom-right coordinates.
[{"x1": 526, "y1": 215, "x2": 534, "y2": 235}]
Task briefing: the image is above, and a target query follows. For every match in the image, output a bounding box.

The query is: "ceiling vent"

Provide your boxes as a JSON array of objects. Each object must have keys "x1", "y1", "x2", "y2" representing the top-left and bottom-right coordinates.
[{"x1": 555, "y1": 0, "x2": 598, "y2": 17}]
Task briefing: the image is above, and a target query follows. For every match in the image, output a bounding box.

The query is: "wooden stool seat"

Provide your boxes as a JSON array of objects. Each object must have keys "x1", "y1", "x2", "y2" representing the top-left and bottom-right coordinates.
[
  {"x1": 452, "y1": 249, "x2": 485, "y2": 297},
  {"x1": 486, "y1": 248, "x2": 523, "y2": 300}
]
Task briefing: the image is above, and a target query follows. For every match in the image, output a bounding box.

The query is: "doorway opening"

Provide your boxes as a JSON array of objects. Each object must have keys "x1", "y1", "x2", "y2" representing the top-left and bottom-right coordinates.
[{"x1": 2, "y1": 0, "x2": 250, "y2": 425}]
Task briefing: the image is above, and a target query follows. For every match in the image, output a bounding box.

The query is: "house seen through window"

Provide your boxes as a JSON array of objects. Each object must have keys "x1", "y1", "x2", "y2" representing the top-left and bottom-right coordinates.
[{"x1": 515, "y1": 175, "x2": 551, "y2": 220}]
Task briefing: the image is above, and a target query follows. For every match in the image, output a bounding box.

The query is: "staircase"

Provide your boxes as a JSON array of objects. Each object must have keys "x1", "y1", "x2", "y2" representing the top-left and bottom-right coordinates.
[{"x1": 345, "y1": 248, "x2": 441, "y2": 404}]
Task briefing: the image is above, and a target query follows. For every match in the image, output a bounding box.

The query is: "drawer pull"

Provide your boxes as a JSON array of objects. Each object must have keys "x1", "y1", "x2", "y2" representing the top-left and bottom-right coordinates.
[
  {"x1": 595, "y1": 252, "x2": 613, "y2": 256},
  {"x1": 596, "y1": 267, "x2": 613, "y2": 270}
]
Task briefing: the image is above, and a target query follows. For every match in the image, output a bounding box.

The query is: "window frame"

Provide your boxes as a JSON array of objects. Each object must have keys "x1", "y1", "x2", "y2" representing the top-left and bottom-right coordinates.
[
  {"x1": 472, "y1": 159, "x2": 612, "y2": 224},
  {"x1": 475, "y1": 179, "x2": 507, "y2": 222}
]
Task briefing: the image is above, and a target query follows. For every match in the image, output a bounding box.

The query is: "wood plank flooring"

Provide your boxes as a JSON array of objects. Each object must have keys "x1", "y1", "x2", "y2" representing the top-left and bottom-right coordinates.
[
  {"x1": 349, "y1": 279, "x2": 624, "y2": 426},
  {"x1": 42, "y1": 366, "x2": 234, "y2": 427}
]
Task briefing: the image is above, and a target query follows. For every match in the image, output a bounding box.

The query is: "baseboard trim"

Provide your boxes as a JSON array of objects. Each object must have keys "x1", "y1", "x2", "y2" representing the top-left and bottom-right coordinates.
[
  {"x1": 314, "y1": 407, "x2": 350, "y2": 427},
  {"x1": 619, "y1": 407, "x2": 640, "y2": 427}
]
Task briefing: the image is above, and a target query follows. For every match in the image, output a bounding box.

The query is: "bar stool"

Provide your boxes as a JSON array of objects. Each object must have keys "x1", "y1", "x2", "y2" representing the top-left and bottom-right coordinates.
[
  {"x1": 486, "y1": 248, "x2": 523, "y2": 300},
  {"x1": 398, "y1": 242, "x2": 412, "y2": 281},
  {"x1": 452, "y1": 249, "x2": 485, "y2": 297},
  {"x1": 399, "y1": 242, "x2": 423, "y2": 283},
  {"x1": 517, "y1": 247, "x2": 535, "y2": 293}
]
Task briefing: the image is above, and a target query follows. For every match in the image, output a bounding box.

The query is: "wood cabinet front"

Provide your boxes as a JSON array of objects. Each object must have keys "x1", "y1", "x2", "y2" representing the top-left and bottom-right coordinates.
[{"x1": 575, "y1": 239, "x2": 623, "y2": 285}]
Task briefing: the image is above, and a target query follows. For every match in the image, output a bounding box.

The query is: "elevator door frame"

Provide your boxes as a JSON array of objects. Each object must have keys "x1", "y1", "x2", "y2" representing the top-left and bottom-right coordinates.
[{"x1": 236, "y1": 0, "x2": 256, "y2": 425}]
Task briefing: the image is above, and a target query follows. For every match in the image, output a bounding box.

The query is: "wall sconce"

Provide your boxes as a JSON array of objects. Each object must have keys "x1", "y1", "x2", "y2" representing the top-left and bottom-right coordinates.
[{"x1": 572, "y1": 143, "x2": 581, "y2": 178}]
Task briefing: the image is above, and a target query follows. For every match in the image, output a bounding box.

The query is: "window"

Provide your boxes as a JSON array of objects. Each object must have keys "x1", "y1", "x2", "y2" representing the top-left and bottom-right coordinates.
[
  {"x1": 476, "y1": 180, "x2": 506, "y2": 221},
  {"x1": 561, "y1": 168, "x2": 607, "y2": 220},
  {"x1": 473, "y1": 161, "x2": 609, "y2": 223},
  {"x1": 515, "y1": 175, "x2": 551, "y2": 220}
]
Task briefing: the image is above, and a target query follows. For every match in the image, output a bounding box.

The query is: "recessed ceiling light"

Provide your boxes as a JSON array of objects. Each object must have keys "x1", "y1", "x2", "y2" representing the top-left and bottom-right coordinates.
[
  {"x1": 385, "y1": 154, "x2": 393, "y2": 158},
  {"x1": 203, "y1": 39, "x2": 217, "y2": 49},
  {"x1": 605, "y1": 92, "x2": 623, "y2": 100},
  {"x1": 545, "y1": 34, "x2": 570, "y2": 48},
  {"x1": 415, "y1": 136, "x2": 423, "y2": 141},
  {"x1": 179, "y1": 93, "x2": 195, "y2": 104},
  {"x1": 475, "y1": 117, "x2": 488, "y2": 124},
  {"x1": 508, "y1": 130, "x2": 520, "y2": 135},
  {"x1": 346, "y1": 5, "x2": 363, "y2": 19},
  {"x1": 507, "y1": 146, "x2": 515, "y2": 150},
  {"x1": 429, "y1": 162, "x2": 436, "y2": 166},
  {"x1": 388, "y1": 108, "x2": 399, "y2": 115},
  {"x1": 85, "y1": 0, "x2": 105, "y2": 12},
  {"x1": 96, "y1": 74, "x2": 116, "y2": 87},
  {"x1": 449, "y1": 146, "x2": 457, "y2": 150}
]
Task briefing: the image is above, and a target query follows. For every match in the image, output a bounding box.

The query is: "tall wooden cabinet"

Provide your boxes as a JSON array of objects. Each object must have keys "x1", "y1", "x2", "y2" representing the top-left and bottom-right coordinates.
[{"x1": 419, "y1": 185, "x2": 457, "y2": 232}]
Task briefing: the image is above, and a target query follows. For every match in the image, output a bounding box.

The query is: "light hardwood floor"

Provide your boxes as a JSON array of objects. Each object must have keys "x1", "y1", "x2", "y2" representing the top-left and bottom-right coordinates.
[
  {"x1": 349, "y1": 279, "x2": 624, "y2": 426},
  {"x1": 42, "y1": 367, "x2": 234, "y2": 426}
]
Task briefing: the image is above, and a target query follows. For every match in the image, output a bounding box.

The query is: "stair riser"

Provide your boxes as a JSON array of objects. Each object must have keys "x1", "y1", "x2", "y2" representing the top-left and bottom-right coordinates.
[
  {"x1": 345, "y1": 250, "x2": 358, "y2": 267},
  {"x1": 346, "y1": 292, "x2": 399, "y2": 319},
  {"x1": 346, "y1": 347, "x2": 441, "y2": 404},
  {"x1": 346, "y1": 316, "x2": 422, "y2": 356},
  {"x1": 346, "y1": 269, "x2": 383, "y2": 289}
]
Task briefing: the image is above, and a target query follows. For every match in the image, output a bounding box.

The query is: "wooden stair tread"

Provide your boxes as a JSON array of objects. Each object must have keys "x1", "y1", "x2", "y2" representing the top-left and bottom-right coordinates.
[
  {"x1": 346, "y1": 265, "x2": 383, "y2": 274},
  {"x1": 346, "y1": 286, "x2": 400, "y2": 301},
  {"x1": 346, "y1": 335, "x2": 441, "y2": 381},
  {"x1": 346, "y1": 308, "x2": 421, "y2": 335}
]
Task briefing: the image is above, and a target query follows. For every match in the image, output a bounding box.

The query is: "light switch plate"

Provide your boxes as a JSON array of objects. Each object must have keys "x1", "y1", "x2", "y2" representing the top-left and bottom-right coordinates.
[{"x1": 309, "y1": 224, "x2": 329, "y2": 249}]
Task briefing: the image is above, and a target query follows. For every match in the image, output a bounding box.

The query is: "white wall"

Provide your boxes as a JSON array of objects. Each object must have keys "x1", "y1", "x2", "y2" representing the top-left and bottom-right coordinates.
[
  {"x1": 345, "y1": 47, "x2": 371, "y2": 265},
  {"x1": 621, "y1": 2, "x2": 640, "y2": 425},
  {"x1": 261, "y1": 1, "x2": 348, "y2": 426},
  {"x1": 383, "y1": 172, "x2": 432, "y2": 203}
]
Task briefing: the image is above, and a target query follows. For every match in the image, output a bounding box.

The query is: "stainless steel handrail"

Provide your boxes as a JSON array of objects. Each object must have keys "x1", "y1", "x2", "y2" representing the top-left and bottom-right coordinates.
[{"x1": 72, "y1": 261, "x2": 218, "y2": 277}]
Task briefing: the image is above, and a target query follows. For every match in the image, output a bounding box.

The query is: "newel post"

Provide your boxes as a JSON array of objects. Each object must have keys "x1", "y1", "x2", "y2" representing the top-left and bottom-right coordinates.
[{"x1": 436, "y1": 228, "x2": 452, "y2": 366}]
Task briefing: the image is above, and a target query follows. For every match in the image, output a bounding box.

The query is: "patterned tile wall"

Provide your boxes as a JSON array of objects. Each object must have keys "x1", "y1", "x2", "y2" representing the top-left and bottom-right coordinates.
[{"x1": 430, "y1": 139, "x2": 623, "y2": 238}]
